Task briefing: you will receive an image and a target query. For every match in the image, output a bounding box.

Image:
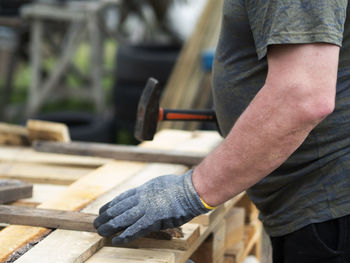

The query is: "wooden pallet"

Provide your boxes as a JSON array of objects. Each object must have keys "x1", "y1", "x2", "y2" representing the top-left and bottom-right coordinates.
[{"x1": 0, "y1": 129, "x2": 262, "y2": 263}]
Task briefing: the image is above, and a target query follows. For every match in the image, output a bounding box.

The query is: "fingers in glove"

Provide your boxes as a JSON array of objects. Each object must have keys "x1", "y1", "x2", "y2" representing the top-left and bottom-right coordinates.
[
  {"x1": 96, "y1": 206, "x2": 143, "y2": 237},
  {"x1": 94, "y1": 195, "x2": 138, "y2": 229},
  {"x1": 98, "y1": 189, "x2": 137, "y2": 214},
  {"x1": 111, "y1": 216, "x2": 154, "y2": 245}
]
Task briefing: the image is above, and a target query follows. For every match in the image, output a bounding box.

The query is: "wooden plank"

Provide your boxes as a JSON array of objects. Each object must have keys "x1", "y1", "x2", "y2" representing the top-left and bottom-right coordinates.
[
  {"x1": 0, "y1": 161, "x2": 145, "y2": 262},
  {"x1": 0, "y1": 123, "x2": 29, "y2": 146},
  {"x1": 14, "y1": 184, "x2": 66, "y2": 206},
  {"x1": 16, "y1": 130, "x2": 220, "y2": 263},
  {"x1": 0, "y1": 146, "x2": 112, "y2": 168},
  {"x1": 236, "y1": 194, "x2": 259, "y2": 224},
  {"x1": 0, "y1": 205, "x2": 97, "y2": 232},
  {"x1": 0, "y1": 180, "x2": 33, "y2": 204},
  {"x1": 241, "y1": 222, "x2": 262, "y2": 261},
  {"x1": 190, "y1": 220, "x2": 226, "y2": 263},
  {"x1": 0, "y1": 205, "x2": 180, "y2": 241},
  {"x1": 85, "y1": 247, "x2": 175, "y2": 263},
  {"x1": 15, "y1": 164, "x2": 189, "y2": 263},
  {"x1": 154, "y1": 215, "x2": 227, "y2": 263},
  {"x1": 0, "y1": 162, "x2": 92, "y2": 185},
  {"x1": 224, "y1": 208, "x2": 245, "y2": 250},
  {"x1": 123, "y1": 224, "x2": 200, "y2": 251},
  {"x1": 27, "y1": 120, "x2": 71, "y2": 143},
  {"x1": 224, "y1": 242, "x2": 244, "y2": 263},
  {"x1": 33, "y1": 140, "x2": 206, "y2": 166}
]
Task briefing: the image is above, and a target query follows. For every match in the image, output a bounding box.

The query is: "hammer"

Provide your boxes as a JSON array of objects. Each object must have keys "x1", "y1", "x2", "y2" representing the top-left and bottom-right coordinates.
[{"x1": 134, "y1": 78, "x2": 218, "y2": 141}]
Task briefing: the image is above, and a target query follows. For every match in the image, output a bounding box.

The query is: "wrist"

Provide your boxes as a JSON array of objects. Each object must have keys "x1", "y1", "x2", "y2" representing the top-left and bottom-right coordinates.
[
  {"x1": 191, "y1": 167, "x2": 218, "y2": 209},
  {"x1": 182, "y1": 170, "x2": 212, "y2": 215},
  {"x1": 192, "y1": 166, "x2": 222, "y2": 207}
]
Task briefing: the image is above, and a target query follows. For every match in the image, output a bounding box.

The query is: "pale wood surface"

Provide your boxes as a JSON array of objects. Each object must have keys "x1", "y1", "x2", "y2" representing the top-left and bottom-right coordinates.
[
  {"x1": 33, "y1": 140, "x2": 206, "y2": 166},
  {"x1": 123, "y1": 224, "x2": 200, "y2": 251},
  {"x1": 15, "y1": 130, "x2": 222, "y2": 263},
  {"x1": 0, "y1": 162, "x2": 92, "y2": 185},
  {"x1": 27, "y1": 120, "x2": 71, "y2": 143},
  {"x1": 224, "y1": 208, "x2": 245, "y2": 250},
  {"x1": 0, "y1": 123, "x2": 29, "y2": 146},
  {"x1": 18, "y1": 184, "x2": 66, "y2": 205},
  {"x1": 0, "y1": 146, "x2": 112, "y2": 168},
  {"x1": 0, "y1": 180, "x2": 33, "y2": 204},
  {"x1": 0, "y1": 161, "x2": 145, "y2": 262},
  {"x1": 85, "y1": 247, "x2": 176, "y2": 263},
  {"x1": 0, "y1": 205, "x2": 97, "y2": 232}
]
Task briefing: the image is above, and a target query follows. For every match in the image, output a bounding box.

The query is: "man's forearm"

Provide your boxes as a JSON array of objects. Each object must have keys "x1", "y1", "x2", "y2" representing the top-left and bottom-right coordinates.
[
  {"x1": 193, "y1": 83, "x2": 326, "y2": 206},
  {"x1": 193, "y1": 44, "x2": 339, "y2": 207}
]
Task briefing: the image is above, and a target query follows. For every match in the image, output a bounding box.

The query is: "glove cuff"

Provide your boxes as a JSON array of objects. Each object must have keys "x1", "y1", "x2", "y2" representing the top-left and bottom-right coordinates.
[{"x1": 183, "y1": 169, "x2": 213, "y2": 216}]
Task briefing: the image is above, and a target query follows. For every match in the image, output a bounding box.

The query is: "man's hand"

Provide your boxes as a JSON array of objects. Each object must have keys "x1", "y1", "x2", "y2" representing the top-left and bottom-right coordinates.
[{"x1": 93, "y1": 170, "x2": 210, "y2": 245}]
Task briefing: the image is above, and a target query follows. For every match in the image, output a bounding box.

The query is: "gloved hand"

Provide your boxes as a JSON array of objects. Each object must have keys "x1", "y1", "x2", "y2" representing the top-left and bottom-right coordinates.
[{"x1": 93, "y1": 170, "x2": 210, "y2": 245}]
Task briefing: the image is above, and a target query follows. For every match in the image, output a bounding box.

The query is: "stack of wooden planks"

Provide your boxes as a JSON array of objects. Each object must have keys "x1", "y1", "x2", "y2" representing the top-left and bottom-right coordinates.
[{"x1": 0, "y1": 122, "x2": 262, "y2": 263}]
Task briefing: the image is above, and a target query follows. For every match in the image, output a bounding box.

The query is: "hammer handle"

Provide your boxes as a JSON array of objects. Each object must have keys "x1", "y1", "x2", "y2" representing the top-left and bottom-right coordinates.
[{"x1": 159, "y1": 108, "x2": 216, "y2": 122}]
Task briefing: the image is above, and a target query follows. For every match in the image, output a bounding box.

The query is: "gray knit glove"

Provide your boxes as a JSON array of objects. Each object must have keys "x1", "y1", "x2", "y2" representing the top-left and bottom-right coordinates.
[{"x1": 93, "y1": 170, "x2": 210, "y2": 245}]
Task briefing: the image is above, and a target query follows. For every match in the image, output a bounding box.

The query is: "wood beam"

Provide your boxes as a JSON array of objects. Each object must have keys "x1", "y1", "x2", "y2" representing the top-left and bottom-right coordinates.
[{"x1": 33, "y1": 140, "x2": 206, "y2": 166}]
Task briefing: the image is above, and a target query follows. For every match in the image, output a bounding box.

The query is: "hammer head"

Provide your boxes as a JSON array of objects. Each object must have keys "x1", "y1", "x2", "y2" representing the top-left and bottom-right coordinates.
[{"x1": 134, "y1": 78, "x2": 162, "y2": 141}]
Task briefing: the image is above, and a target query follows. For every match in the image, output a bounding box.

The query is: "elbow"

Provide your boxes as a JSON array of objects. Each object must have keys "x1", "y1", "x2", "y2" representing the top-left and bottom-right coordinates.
[
  {"x1": 297, "y1": 89, "x2": 335, "y2": 123},
  {"x1": 304, "y1": 100, "x2": 334, "y2": 122}
]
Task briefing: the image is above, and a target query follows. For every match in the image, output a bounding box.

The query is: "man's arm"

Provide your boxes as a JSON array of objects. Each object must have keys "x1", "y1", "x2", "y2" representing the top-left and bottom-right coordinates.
[
  {"x1": 93, "y1": 43, "x2": 340, "y2": 245},
  {"x1": 193, "y1": 43, "x2": 340, "y2": 206}
]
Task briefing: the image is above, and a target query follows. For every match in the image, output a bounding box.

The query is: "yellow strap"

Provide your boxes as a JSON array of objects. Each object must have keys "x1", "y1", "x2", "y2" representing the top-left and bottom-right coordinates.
[{"x1": 200, "y1": 197, "x2": 216, "y2": 210}]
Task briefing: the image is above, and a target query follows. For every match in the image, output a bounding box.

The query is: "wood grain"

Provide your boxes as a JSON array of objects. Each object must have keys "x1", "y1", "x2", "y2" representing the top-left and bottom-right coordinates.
[
  {"x1": 27, "y1": 120, "x2": 71, "y2": 143},
  {"x1": 33, "y1": 140, "x2": 206, "y2": 166},
  {"x1": 0, "y1": 205, "x2": 97, "y2": 232},
  {"x1": 0, "y1": 123, "x2": 29, "y2": 146},
  {"x1": 15, "y1": 130, "x2": 222, "y2": 263},
  {"x1": 0, "y1": 180, "x2": 33, "y2": 204}
]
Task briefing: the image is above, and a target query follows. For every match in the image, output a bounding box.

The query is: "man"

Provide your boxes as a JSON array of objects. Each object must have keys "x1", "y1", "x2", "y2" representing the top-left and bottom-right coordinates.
[{"x1": 94, "y1": 1, "x2": 350, "y2": 262}]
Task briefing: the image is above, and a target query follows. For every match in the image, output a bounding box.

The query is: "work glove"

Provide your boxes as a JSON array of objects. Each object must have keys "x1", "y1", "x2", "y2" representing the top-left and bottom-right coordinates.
[{"x1": 93, "y1": 169, "x2": 211, "y2": 245}]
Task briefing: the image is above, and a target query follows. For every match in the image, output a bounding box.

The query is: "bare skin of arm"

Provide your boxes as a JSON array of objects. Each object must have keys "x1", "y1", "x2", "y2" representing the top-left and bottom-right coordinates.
[{"x1": 193, "y1": 43, "x2": 340, "y2": 207}]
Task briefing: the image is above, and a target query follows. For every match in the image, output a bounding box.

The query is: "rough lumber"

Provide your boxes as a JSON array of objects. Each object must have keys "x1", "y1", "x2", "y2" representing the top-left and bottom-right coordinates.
[
  {"x1": 0, "y1": 146, "x2": 111, "y2": 168},
  {"x1": 123, "y1": 224, "x2": 200, "y2": 251},
  {"x1": 86, "y1": 215, "x2": 227, "y2": 263},
  {"x1": 14, "y1": 184, "x2": 66, "y2": 207},
  {"x1": 224, "y1": 242, "x2": 244, "y2": 263},
  {"x1": 0, "y1": 205, "x2": 179, "y2": 240},
  {"x1": 0, "y1": 205, "x2": 97, "y2": 232},
  {"x1": 190, "y1": 221, "x2": 226, "y2": 263},
  {"x1": 0, "y1": 161, "x2": 145, "y2": 262},
  {"x1": 33, "y1": 140, "x2": 206, "y2": 166},
  {"x1": 27, "y1": 120, "x2": 71, "y2": 143},
  {"x1": 0, "y1": 162, "x2": 92, "y2": 185},
  {"x1": 14, "y1": 169, "x2": 188, "y2": 262},
  {"x1": 224, "y1": 208, "x2": 245, "y2": 250},
  {"x1": 236, "y1": 194, "x2": 259, "y2": 224},
  {"x1": 85, "y1": 247, "x2": 176, "y2": 263},
  {"x1": 159, "y1": 0, "x2": 223, "y2": 131},
  {"x1": 16, "y1": 130, "x2": 222, "y2": 263},
  {"x1": 0, "y1": 123, "x2": 29, "y2": 146},
  {"x1": 0, "y1": 180, "x2": 33, "y2": 204},
  {"x1": 241, "y1": 222, "x2": 262, "y2": 261}
]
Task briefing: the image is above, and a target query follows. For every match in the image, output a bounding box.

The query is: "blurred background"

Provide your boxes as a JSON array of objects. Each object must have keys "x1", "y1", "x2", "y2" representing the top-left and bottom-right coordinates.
[{"x1": 0, "y1": 0, "x2": 207, "y2": 145}]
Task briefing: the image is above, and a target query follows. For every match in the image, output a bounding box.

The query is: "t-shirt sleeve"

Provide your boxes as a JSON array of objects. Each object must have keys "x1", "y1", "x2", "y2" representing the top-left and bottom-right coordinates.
[{"x1": 246, "y1": 0, "x2": 348, "y2": 59}]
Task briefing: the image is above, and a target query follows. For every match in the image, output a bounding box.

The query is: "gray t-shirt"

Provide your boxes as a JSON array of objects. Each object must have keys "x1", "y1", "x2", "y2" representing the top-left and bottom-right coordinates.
[{"x1": 212, "y1": 0, "x2": 350, "y2": 236}]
